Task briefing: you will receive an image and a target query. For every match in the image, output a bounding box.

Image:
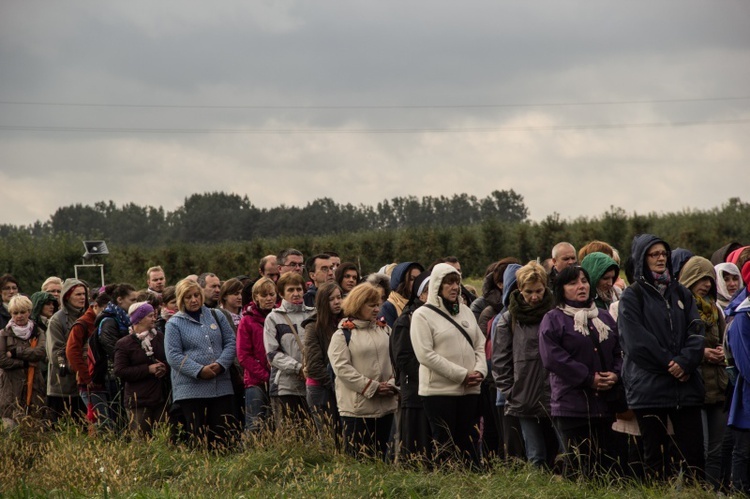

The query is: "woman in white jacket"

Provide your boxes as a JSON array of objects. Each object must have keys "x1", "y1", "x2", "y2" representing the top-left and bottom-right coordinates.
[
  {"x1": 410, "y1": 263, "x2": 488, "y2": 466},
  {"x1": 328, "y1": 283, "x2": 398, "y2": 459}
]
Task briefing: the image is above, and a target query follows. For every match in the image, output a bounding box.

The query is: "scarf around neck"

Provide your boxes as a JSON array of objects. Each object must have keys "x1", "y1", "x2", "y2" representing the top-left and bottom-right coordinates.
[
  {"x1": 508, "y1": 289, "x2": 554, "y2": 325},
  {"x1": 8, "y1": 319, "x2": 35, "y2": 341},
  {"x1": 103, "y1": 302, "x2": 131, "y2": 332},
  {"x1": 559, "y1": 301, "x2": 611, "y2": 342},
  {"x1": 651, "y1": 271, "x2": 671, "y2": 295},
  {"x1": 694, "y1": 294, "x2": 718, "y2": 327},
  {"x1": 132, "y1": 326, "x2": 157, "y2": 358},
  {"x1": 387, "y1": 291, "x2": 409, "y2": 317}
]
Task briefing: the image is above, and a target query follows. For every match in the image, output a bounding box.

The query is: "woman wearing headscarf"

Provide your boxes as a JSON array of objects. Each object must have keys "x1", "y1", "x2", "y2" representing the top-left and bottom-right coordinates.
[
  {"x1": 381, "y1": 262, "x2": 424, "y2": 328},
  {"x1": 539, "y1": 265, "x2": 621, "y2": 476},
  {"x1": 46, "y1": 278, "x2": 88, "y2": 421},
  {"x1": 618, "y1": 234, "x2": 705, "y2": 482},
  {"x1": 580, "y1": 252, "x2": 622, "y2": 311},
  {"x1": 679, "y1": 257, "x2": 728, "y2": 489},
  {"x1": 0, "y1": 295, "x2": 47, "y2": 426},
  {"x1": 716, "y1": 262, "x2": 743, "y2": 311},
  {"x1": 114, "y1": 302, "x2": 168, "y2": 436},
  {"x1": 410, "y1": 263, "x2": 487, "y2": 466}
]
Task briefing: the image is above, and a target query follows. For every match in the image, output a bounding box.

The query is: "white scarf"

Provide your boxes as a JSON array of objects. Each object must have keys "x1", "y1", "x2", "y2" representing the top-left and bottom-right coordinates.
[
  {"x1": 133, "y1": 327, "x2": 157, "y2": 357},
  {"x1": 8, "y1": 319, "x2": 35, "y2": 341},
  {"x1": 559, "y1": 302, "x2": 611, "y2": 342}
]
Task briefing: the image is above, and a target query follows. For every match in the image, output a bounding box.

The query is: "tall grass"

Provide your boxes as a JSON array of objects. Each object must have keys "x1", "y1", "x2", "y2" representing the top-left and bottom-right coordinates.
[{"x1": 0, "y1": 416, "x2": 718, "y2": 498}]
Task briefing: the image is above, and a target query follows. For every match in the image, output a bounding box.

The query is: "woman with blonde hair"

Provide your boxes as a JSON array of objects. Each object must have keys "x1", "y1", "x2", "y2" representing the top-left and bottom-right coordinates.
[
  {"x1": 328, "y1": 283, "x2": 398, "y2": 459},
  {"x1": 0, "y1": 295, "x2": 47, "y2": 426},
  {"x1": 165, "y1": 279, "x2": 237, "y2": 447}
]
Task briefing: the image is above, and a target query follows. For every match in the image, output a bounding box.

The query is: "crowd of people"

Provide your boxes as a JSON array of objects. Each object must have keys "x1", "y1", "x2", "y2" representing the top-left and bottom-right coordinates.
[{"x1": 1, "y1": 238, "x2": 750, "y2": 491}]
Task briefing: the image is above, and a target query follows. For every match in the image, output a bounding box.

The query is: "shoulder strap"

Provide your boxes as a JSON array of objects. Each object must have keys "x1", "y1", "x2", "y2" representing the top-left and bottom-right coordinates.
[
  {"x1": 424, "y1": 304, "x2": 474, "y2": 348},
  {"x1": 342, "y1": 328, "x2": 352, "y2": 346},
  {"x1": 281, "y1": 313, "x2": 305, "y2": 353}
]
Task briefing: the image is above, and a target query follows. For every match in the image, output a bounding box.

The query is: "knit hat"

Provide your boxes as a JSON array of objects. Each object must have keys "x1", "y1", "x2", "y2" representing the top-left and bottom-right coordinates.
[{"x1": 128, "y1": 302, "x2": 154, "y2": 326}]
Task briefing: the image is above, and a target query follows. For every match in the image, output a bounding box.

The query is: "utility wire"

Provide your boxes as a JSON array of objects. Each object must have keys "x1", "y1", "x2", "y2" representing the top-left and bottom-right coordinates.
[
  {"x1": 1, "y1": 118, "x2": 748, "y2": 135},
  {"x1": 0, "y1": 96, "x2": 748, "y2": 110}
]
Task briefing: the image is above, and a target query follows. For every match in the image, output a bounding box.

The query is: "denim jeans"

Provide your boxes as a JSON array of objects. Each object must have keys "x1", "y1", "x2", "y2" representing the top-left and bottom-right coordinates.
[
  {"x1": 306, "y1": 384, "x2": 338, "y2": 437},
  {"x1": 244, "y1": 385, "x2": 269, "y2": 432},
  {"x1": 518, "y1": 416, "x2": 560, "y2": 468}
]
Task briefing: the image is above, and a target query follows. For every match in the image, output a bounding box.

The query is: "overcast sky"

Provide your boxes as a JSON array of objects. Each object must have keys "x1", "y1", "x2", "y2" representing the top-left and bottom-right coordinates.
[{"x1": 1, "y1": 1, "x2": 748, "y2": 227}]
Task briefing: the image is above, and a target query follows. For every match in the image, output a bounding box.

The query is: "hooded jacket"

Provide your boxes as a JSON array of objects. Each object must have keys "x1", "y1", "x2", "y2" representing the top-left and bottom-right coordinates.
[
  {"x1": 670, "y1": 248, "x2": 694, "y2": 280},
  {"x1": 410, "y1": 264, "x2": 487, "y2": 397},
  {"x1": 328, "y1": 317, "x2": 397, "y2": 418},
  {"x1": 30, "y1": 291, "x2": 58, "y2": 331},
  {"x1": 679, "y1": 256, "x2": 727, "y2": 405},
  {"x1": 727, "y1": 297, "x2": 750, "y2": 429},
  {"x1": 263, "y1": 300, "x2": 314, "y2": 397},
  {"x1": 581, "y1": 252, "x2": 622, "y2": 310},
  {"x1": 711, "y1": 242, "x2": 743, "y2": 266},
  {"x1": 617, "y1": 234, "x2": 705, "y2": 410},
  {"x1": 46, "y1": 278, "x2": 88, "y2": 397},
  {"x1": 382, "y1": 262, "x2": 423, "y2": 327}
]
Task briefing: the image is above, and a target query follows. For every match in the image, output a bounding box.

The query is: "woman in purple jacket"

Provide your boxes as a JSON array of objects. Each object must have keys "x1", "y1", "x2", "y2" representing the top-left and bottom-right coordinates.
[{"x1": 539, "y1": 265, "x2": 622, "y2": 476}]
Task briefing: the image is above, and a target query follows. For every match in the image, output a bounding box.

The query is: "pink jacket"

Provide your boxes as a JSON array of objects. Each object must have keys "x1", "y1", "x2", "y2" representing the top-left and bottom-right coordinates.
[{"x1": 236, "y1": 303, "x2": 271, "y2": 388}]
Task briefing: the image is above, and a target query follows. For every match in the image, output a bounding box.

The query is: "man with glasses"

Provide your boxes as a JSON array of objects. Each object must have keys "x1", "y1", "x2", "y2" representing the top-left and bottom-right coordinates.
[
  {"x1": 277, "y1": 249, "x2": 305, "y2": 276},
  {"x1": 303, "y1": 254, "x2": 335, "y2": 307}
]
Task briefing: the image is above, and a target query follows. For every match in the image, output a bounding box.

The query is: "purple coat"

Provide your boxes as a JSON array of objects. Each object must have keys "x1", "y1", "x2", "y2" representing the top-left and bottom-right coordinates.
[{"x1": 538, "y1": 307, "x2": 622, "y2": 418}]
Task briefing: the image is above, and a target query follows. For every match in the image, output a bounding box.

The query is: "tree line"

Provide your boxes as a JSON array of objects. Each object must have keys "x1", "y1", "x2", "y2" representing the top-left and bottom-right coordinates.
[
  {"x1": 0, "y1": 190, "x2": 529, "y2": 245},
  {"x1": 1, "y1": 196, "x2": 747, "y2": 294}
]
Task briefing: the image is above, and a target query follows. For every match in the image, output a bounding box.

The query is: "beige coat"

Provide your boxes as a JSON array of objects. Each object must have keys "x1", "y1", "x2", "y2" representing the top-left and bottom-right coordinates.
[
  {"x1": 410, "y1": 263, "x2": 488, "y2": 397},
  {"x1": 328, "y1": 318, "x2": 397, "y2": 418}
]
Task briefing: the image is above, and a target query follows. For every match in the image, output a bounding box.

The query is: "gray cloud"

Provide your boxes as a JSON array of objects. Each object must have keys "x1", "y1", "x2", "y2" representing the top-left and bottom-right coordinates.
[{"x1": 0, "y1": 0, "x2": 748, "y2": 228}]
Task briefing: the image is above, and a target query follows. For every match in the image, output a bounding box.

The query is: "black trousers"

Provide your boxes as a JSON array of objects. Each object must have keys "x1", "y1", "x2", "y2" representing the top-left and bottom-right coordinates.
[
  {"x1": 399, "y1": 406, "x2": 433, "y2": 462},
  {"x1": 633, "y1": 406, "x2": 704, "y2": 482},
  {"x1": 179, "y1": 395, "x2": 236, "y2": 449},
  {"x1": 341, "y1": 414, "x2": 394, "y2": 460},
  {"x1": 554, "y1": 416, "x2": 615, "y2": 477},
  {"x1": 423, "y1": 394, "x2": 481, "y2": 466}
]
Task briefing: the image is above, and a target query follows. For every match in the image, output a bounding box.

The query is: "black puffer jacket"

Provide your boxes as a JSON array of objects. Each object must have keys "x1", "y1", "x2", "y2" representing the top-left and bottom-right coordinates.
[
  {"x1": 390, "y1": 301, "x2": 423, "y2": 408},
  {"x1": 617, "y1": 234, "x2": 705, "y2": 409}
]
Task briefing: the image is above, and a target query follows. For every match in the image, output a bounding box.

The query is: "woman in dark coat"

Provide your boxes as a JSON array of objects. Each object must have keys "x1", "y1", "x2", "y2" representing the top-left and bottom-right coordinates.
[
  {"x1": 539, "y1": 265, "x2": 622, "y2": 476},
  {"x1": 618, "y1": 234, "x2": 705, "y2": 482},
  {"x1": 113, "y1": 302, "x2": 168, "y2": 435}
]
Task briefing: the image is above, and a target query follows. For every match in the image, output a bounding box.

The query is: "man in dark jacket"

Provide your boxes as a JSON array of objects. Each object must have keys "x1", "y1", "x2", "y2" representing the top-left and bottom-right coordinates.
[{"x1": 618, "y1": 234, "x2": 705, "y2": 481}]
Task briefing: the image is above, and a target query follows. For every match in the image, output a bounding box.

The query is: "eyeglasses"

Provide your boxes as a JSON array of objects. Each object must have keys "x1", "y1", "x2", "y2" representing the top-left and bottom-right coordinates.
[{"x1": 646, "y1": 250, "x2": 668, "y2": 259}]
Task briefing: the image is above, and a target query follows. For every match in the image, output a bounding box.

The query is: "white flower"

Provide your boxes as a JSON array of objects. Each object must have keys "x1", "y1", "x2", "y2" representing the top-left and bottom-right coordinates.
[{"x1": 99, "y1": 466, "x2": 105, "y2": 473}]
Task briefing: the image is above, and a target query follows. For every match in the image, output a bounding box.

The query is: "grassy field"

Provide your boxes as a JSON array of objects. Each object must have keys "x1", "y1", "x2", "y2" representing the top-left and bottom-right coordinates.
[{"x1": 0, "y1": 417, "x2": 721, "y2": 498}]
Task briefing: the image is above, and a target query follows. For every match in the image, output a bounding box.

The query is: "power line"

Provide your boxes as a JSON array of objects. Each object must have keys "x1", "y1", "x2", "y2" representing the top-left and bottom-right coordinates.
[
  {"x1": 1, "y1": 118, "x2": 748, "y2": 135},
  {"x1": 0, "y1": 96, "x2": 748, "y2": 110}
]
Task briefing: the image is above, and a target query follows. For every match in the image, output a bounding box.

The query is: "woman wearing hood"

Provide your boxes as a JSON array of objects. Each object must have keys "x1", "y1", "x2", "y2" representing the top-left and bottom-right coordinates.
[
  {"x1": 0, "y1": 295, "x2": 47, "y2": 426},
  {"x1": 410, "y1": 263, "x2": 487, "y2": 466},
  {"x1": 679, "y1": 257, "x2": 728, "y2": 489},
  {"x1": 618, "y1": 234, "x2": 705, "y2": 482},
  {"x1": 580, "y1": 252, "x2": 622, "y2": 312},
  {"x1": 46, "y1": 278, "x2": 88, "y2": 421},
  {"x1": 29, "y1": 292, "x2": 59, "y2": 332},
  {"x1": 381, "y1": 262, "x2": 424, "y2": 328},
  {"x1": 716, "y1": 262, "x2": 743, "y2": 311},
  {"x1": 493, "y1": 261, "x2": 557, "y2": 468},
  {"x1": 391, "y1": 271, "x2": 432, "y2": 462},
  {"x1": 263, "y1": 271, "x2": 314, "y2": 427},
  {"x1": 328, "y1": 283, "x2": 398, "y2": 459}
]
